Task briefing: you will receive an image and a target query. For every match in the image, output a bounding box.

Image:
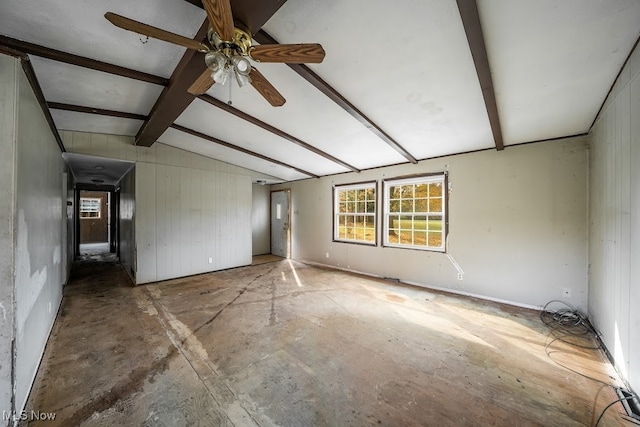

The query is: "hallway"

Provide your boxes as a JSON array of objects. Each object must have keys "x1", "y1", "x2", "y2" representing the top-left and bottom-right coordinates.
[{"x1": 23, "y1": 260, "x2": 629, "y2": 426}]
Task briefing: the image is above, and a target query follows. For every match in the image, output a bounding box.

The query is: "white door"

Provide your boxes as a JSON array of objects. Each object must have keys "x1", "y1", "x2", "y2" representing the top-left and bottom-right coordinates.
[{"x1": 270, "y1": 190, "x2": 290, "y2": 258}]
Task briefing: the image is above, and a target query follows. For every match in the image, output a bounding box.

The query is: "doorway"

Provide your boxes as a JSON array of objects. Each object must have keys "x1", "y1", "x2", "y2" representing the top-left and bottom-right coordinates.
[
  {"x1": 77, "y1": 190, "x2": 115, "y2": 261},
  {"x1": 270, "y1": 189, "x2": 290, "y2": 258}
]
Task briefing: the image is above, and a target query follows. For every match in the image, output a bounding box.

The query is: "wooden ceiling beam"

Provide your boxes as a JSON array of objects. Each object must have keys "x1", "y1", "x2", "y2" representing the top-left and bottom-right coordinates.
[
  {"x1": 172, "y1": 124, "x2": 318, "y2": 178},
  {"x1": 198, "y1": 94, "x2": 360, "y2": 172},
  {"x1": 253, "y1": 30, "x2": 418, "y2": 165},
  {"x1": 134, "y1": 20, "x2": 209, "y2": 147},
  {"x1": 0, "y1": 35, "x2": 168, "y2": 86},
  {"x1": 48, "y1": 102, "x2": 147, "y2": 121},
  {"x1": 45, "y1": 101, "x2": 314, "y2": 177},
  {"x1": 455, "y1": 0, "x2": 504, "y2": 151},
  {"x1": 20, "y1": 57, "x2": 65, "y2": 153},
  {"x1": 183, "y1": 0, "x2": 288, "y2": 35}
]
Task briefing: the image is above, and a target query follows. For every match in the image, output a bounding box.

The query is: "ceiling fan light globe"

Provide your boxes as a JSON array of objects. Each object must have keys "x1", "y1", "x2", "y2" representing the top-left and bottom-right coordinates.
[
  {"x1": 231, "y1": 56, "x2": 251, "y2": 76},
  {"x1": 205, "y1": 51, "x2": 227, "y2": 72},
  {"x1": 212, "y1": 67, "x2": 229, "y2": 85},
  {"x1": 235, "y1": 71, "x2": 251, "y2": 87}
]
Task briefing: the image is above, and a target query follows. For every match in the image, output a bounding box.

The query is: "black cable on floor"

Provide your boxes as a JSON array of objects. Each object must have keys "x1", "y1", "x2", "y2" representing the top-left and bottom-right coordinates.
[
  {"x1": 541, "y1": 300, "x2": 639, "y2": 425},
  {"x1": 594, "y1": 393, "x2": 636, "y2": 427}
]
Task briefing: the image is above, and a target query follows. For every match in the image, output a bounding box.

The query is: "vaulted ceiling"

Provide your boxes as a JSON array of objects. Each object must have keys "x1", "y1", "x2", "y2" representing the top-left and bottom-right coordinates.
[{"x1": 1, "y1": 0, "x2": 639, "y2": 183}]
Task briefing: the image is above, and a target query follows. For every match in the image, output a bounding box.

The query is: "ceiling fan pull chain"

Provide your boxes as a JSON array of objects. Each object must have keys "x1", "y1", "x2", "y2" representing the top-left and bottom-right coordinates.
[{"x1": 228, "y1": 77, "x2": 233, "y2": 106}]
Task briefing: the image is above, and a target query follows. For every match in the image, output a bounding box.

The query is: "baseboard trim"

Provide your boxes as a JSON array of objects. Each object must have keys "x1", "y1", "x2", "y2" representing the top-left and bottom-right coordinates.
[{"x1": 299, "y1": 259, "x2": 542, "y2": 311}]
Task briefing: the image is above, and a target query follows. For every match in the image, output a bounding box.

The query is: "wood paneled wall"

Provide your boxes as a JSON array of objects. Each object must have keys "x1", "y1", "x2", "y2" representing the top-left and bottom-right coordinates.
[{"x1": 589, "y1": 42, "x2": 640, "y2": 392}]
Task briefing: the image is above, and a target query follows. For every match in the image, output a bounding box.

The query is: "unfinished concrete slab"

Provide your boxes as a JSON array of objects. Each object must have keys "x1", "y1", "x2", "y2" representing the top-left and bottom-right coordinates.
[{"x1": 23, "y1": 259, "x2": 628, "y2": 426}]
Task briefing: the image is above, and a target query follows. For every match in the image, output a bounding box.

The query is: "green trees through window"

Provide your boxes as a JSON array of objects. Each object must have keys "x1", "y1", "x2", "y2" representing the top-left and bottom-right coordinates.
[
  {"x1": 333, "y1": 174, "x2": 447, "y2": 251},
  {"x1": 334, "y1": 182, "x2": 376, "y2": 244},
  {"x1": 384, "y1": 174, "x2": 446, "y2": 251}
]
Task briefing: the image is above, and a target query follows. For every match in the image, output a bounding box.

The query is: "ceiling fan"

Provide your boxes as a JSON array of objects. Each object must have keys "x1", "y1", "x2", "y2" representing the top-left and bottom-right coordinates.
[{"x1": 105, "y1": 0, "x2": 326, "y2": 107}]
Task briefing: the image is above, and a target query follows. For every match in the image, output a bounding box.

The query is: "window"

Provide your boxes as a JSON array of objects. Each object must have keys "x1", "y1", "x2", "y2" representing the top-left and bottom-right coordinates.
[
  {"x1": 333, "y1": 182, "x2": 377, "y2": 245},
  {"x1": 80, "y1": 198, "x2": 101, "y2": 219},
  {"x1": 383, "y1": 174, "x2": 447, "y2": 251}
]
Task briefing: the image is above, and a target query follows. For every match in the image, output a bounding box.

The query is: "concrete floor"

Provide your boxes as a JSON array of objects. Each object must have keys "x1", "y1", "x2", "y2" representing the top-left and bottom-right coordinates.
[{"x1": 23, "y1": 258, "x2": 629, "y2": 426}]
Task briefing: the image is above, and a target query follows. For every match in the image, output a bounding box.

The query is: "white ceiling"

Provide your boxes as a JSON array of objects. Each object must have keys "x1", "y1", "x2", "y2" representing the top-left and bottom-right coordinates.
[{"x1": 1, "y1": 0, "x2": 639, "y2": 183}]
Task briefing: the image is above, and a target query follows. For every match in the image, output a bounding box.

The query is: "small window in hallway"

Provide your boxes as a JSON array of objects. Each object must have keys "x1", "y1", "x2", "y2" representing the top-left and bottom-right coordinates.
[{"x1": 80, "y1": 198, "x2": 101, "y2": 219}]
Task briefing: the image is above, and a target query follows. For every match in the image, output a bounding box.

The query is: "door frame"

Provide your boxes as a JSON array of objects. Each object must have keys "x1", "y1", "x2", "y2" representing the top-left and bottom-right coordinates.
[
  {"x1": 270, "y1": 189, "x2": 291, "y2": 258},
  {"x1": 74, "y1": 183, "x2": 117, "y2": 258}
]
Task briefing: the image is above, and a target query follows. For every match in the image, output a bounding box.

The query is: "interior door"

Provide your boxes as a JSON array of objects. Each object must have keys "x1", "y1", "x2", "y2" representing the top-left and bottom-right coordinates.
[{"x1": 270, "y1": 190, "x2": 290, "y2": 258}]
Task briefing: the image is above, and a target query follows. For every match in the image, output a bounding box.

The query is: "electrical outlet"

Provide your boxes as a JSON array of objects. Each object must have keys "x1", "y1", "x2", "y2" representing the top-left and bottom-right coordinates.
[
  {"x1": 457, "y1": 273, "x2": 463, "y2": 281},
  {"x1": 208, "y1": 257, "x2": 213, "y2": 264},
  {"x1": 326, "y1": 252, "x2": 329, "y2": 258},
  {"x1": 562, "y1": 287, "x2": 571, "y2": 298}
]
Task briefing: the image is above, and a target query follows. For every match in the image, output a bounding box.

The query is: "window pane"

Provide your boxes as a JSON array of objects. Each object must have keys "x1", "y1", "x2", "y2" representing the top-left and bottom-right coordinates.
[
  {"x1": 401, "y1": 185, "x2": 414, "y2": 198},
  {"x1": 347, "y1": 189, "x2": 356, "y2": 202},
  {"x1": 388, "y1": 215, "x2": 400, "y2": 231},
  {"x1": 390, "y1": 186, "x2": 401, "y2": 199},
  {"x1": 415, "y1": 184, "x2": 427, "y2": 198},
  {"x1": 414, "y1": 216, "x2": 427, "y2": 231},
  {"x1": 347, "y1": 202, "x2": 355, "y2": 213},
  {"x1": 415, "y1": 198, "x2": 427, "y2": 212},
  {"x1": 401, "y1": 199, "x2": 413, "y2": 212},
  {"x1": 339, "y1": 190, "x2": 347, "y2": 203},
  {"x1": 429, "y1": 232, "x2": 442, "y2": 247},
  {"x1": 399, "y1": 230, "x2": 413, "y2": 245},
  {"x1": 364, "y1": 227, "x2": 375, "y2": 242},
  {"x1": 357, "y1": 201, "x2": 365, "y2": 213},
  {"x1": 339, "y1": 202, "x2": 347, "y2": 213},
  {"x1": 366, "y1": 188, "x2": 375, "y2": 201},
  {"x1": 414, "y1": 231, "x2": 427, "y2": 246},
  {"x1": 366, "y1": 201, "x2": 375, "y2": 213},
  {"x1": 429, "y1": 198, "x2": 443, "y2": 213},
  {"x1": 429, "y1": 183, "x2": 442, "y2": 197},
  {"x1": 346, "y1": 227, "x2": 355, "y2": 239},
  {"x1": 428, "y1": 217, "x2": 443, "y2": 232}
]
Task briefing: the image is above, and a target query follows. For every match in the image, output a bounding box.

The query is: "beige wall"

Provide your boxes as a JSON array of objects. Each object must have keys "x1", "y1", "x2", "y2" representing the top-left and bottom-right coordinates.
[
  {"x1": 589, "y1": 41, "x2": 640, "y2": 392},
  {"x1": 274, "y1": 137, "x2": 588, "y2": 311}
]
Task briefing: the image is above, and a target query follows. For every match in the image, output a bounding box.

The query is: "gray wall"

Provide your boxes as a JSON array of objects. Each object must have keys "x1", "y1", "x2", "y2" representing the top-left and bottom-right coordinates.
[
  {"x1": 274, "y1": 137, "x2": 588, "y2": 311},
  {"x1": 252, "y1": 184, "x2": 271, "y2": 255},
  {"x1": 589, "y1": 41, "x2": 640, "y2": 392},
  {"x1": 62, "y1": 132, "x2": 259, "y2": 284},
  {"x1": 136, "y1": 162, "x2": 251, "y2": 284},
  {"x1": 0, "y1": 54, "x2": 18, "y2": 426},
  {"x1": 0, "y1": 54, "x2": 66, "y2": 418},
  {"x1": 119, "y1": 166, "x2": 135, "y2": 282}
]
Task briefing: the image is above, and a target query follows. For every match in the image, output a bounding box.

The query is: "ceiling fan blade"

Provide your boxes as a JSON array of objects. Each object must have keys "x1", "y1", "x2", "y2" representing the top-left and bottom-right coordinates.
[
  {"x1": 249, "y1": 44, "x2": 325, "y2": 63},
  {"x1": 202, "y1": 0, "x2": 235, "y2": 41},
  {"x1": 249, "y1": 68, "x2": 286, "y2": 107},
  {"x1": 105, "y1": 12, "x2": 209, "y2": 52},
  {"x1": 188, "y1": 69, "x2": 215, "y2": 95}
]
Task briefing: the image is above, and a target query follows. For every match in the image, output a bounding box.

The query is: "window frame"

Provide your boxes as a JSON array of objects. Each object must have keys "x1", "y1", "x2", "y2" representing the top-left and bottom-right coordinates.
[
  {"x1": 79, "y1": 197, "x2": 101, "y2": 219},
  {"x1": 332, "y1": 181, "x2": 378, "y2": 246},
  {"x1": 382, "y1": 173, "x2": 448, "y2": 252}
]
